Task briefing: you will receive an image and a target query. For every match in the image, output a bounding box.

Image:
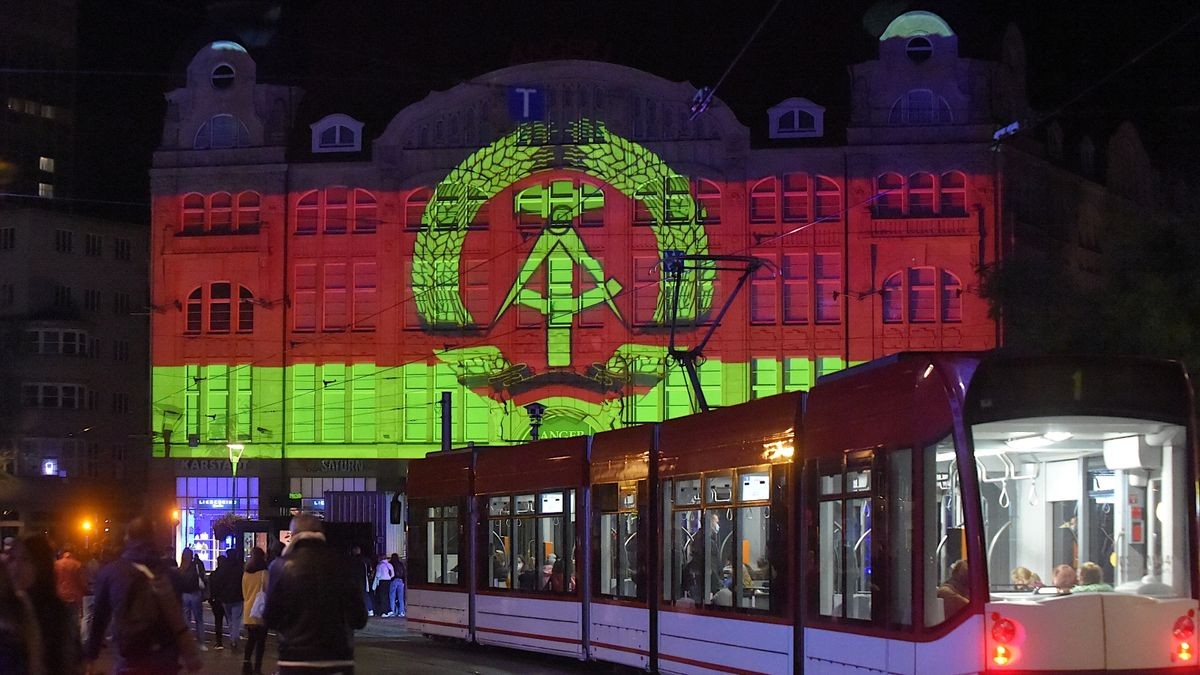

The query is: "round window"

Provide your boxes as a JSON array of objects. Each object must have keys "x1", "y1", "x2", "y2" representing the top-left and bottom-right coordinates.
[
  {"x1": 906, "y1": 36, "x2": 933, "y2": 64},
  {"x1": 211, "y1": 64, "x2": 236, "y2": 90}
]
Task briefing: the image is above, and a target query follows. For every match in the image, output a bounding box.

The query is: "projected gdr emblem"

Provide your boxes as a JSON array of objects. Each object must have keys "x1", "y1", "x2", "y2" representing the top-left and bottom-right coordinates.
[{"x1": 412, "y1": 120, "x2": 714, "y2": 397}]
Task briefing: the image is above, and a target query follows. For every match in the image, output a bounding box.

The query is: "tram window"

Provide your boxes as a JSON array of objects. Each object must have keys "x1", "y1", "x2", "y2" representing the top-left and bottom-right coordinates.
[
  {"x1": 814, "y1": 457, "x2": 874, "y2": 622},
  {"x1": 970, "y1": 418, "x2": 1190, "y2": 602},
  {"x1": 886, "y1": 449, "x2": 913, "y2": 625},
  {"x1": 707, "y1": 474, "x2": 733, "y2": 503},
  {"x1": 665, "y1": 467, "x2": 784, "y2": 613},
  {"x1": 485, "y1": 489, "x2": 577, "y2": 594},
  {"x1": 925, "y1": 436, "x2": 966, "y2": 626},
  {"x1": 488, "y1": 516, "x2": 512, "y2": 589},
  {"x1": 596, "y1": 482, "x2": 641, "y2": 600},
  {"x1": 411, "y1": 502, "x2": 461, "y2": 586}
]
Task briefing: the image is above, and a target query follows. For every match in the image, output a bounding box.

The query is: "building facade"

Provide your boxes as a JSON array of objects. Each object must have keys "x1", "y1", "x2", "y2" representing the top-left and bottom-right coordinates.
[
  {"x1": 0, "y1": 208, "x2": 149, "y2": 541},
  {"x1": 150, "y1": 12, "x2": 1013, "y2": 555}
]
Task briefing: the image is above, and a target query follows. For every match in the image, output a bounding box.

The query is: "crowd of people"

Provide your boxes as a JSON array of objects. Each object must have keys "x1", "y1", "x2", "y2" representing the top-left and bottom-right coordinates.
[
  {"x1": 0, "y1": 516, "x2": 406, "y2": 674},
  {"x1": 936, "y1": 558, "x2": 1116, "y2": 617}
]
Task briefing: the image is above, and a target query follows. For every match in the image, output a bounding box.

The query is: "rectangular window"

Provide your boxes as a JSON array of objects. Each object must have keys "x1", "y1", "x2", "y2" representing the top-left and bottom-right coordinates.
[
  {"x1": 323, "y1": 263, "x2": 348, "y2": 331},
  {"x1": 782, "y1": 253, "x2": 810, "y2": 324},
  {"x1": 54, "y1": 285, "x2": 73, "y2": 308},
  {"x1": 54, "y1": 230, "x2": 72, "y2": 253},
  {"x1": 412, "y1": 503, "x2": 462, "y2": 585},
  {"x1": 294, "y1": 264, "x2": 318, "y2": 331},
  {"x1": 207, "y1": 285, "x2": 229, "y2": 331},
  {"x1": 291, "y1": 364, "x2": 316, "y2": 442},
  {"x1": 487, "y1": 490, "x2": 576, "y2": 594},
  {"x1": 206, "y1": 365, "x2": 229, "y2": 441},
  {"x1": 352, "y1": 262, "x2": 378, "y2": 330},
  {"x1": 596, "y1": 483, "x2": 641, "y2": 600},
  {"x1": 350, "y1": 363, "x2": 375, "y2": 443},
  {"x1": 320, "y1": 364, "x2": 346, "y2": 442},
  {"x1": 235, "y1": 366, "x2": 252, "y2": 441},
  {"x1": 749, "y1": 261, "x2": 777, "y2": 325},
  {"x1": 815, "y1": 253, "x2": 841, "y2": 324},
  {"x1": 0, "y1": 228, "x2": 14, "y2": 250},
  {"x1": 663, "y1": 468, "x2": 784, "y2": 613},
  {"x1": 815, "y1": 454, "x2": 874, "y2": 621},
  {"x1": 84, "y1": 233, "x2": 102, "y2": 256},
  {"x1": 781, "y1": 173, "x2": 810, "y2": 222},
  {"x1": 38, "y1": 183, "x2": 54, "y2": 198},
  {"x1": 113, "y1": 238, "x2": 131, "y2": 261},
  {"x1": 83, "y1": 289, "x2": 101, "y2": 311},
  {"x1": 113, "y1": 292, "x2": 131, "y2": 316},
  {"x1": 751, "y1": 358, "x2": 779, "y2": 399},
  {"x1": 38, "y1": 156, "x2": 54, "y2": 173},
  {"x1": 113, "y1": 340, "x2": 129, "y2": 361},
  {"x1": 783, "y1": 357, "x2": 812, "y2": 392}
]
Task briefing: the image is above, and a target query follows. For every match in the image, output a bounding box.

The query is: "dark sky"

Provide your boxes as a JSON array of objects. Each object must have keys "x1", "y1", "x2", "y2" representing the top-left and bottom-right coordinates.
[{"x1": 70, "y1": 0, "x2": 1200, "y2": 221}]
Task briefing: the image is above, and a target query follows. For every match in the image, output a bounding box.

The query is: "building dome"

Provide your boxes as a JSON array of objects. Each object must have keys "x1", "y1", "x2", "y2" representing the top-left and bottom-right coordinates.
[{"x1": 879, "y1": 11, "x2": 955, "y2": 40}]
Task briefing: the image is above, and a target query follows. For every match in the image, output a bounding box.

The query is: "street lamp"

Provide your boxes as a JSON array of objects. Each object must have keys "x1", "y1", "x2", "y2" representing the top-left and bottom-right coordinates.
[{"x1": 525, "y1": 402, "x2": 547, "y2": 441}]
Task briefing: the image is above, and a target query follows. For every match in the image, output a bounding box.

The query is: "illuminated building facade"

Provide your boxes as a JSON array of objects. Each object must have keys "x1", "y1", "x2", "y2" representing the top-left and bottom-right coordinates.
[{"x1": 150, "y1": 12, "x2": 1016, "y2": 551}]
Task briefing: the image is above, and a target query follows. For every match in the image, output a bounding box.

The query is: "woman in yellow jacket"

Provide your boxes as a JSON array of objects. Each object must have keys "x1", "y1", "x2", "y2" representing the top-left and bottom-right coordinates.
[{"x1": 241, "y1": 547, "x2": 269, "y2": 675}]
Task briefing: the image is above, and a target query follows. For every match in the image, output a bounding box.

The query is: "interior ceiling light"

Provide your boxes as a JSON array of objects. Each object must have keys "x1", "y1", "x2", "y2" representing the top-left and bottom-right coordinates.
[{"x1": 1005, "y1": 432, "x2": 1073, "y2": 450}]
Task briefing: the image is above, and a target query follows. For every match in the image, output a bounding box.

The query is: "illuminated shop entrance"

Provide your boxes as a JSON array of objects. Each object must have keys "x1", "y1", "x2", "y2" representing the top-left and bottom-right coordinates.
[{"x1": 175, "y1": 476, "x2": 259, "y2": 569}]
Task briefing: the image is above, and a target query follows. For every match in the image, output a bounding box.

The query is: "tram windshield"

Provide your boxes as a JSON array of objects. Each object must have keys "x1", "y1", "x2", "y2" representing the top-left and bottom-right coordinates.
[{"x1": 970, "y1": 416, "x2": 1191, "y2": 601}]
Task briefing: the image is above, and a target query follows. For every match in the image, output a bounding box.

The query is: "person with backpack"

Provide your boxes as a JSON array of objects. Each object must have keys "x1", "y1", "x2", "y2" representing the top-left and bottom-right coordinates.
[
  {"x1": 178, "y1": 548, "x2": 207, "y2": 650},
  {"x1": 85, "y1": 517, "x2": 202, "y2": 674},
  {"x1": 265, "y1": 514, "x2": 367, "y2": 674}
]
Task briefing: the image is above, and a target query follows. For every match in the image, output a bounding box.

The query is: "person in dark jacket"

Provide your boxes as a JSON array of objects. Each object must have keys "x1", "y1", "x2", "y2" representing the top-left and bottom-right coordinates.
[
  {"x1": 85, "y1": 517, "x2": 202, "y2": 674},
  {"x1": 10, "y1": 534, "x2": 79, "y2": 674},
  {"x1": 208, "y1": 554, "x2": 244, "y2": 650},
  {"x1": 177, "y1": 548, "x2": 207, "y2": 649},
  {"x1": 264, "y1": 514, "x2": 367, "y2": 674}
]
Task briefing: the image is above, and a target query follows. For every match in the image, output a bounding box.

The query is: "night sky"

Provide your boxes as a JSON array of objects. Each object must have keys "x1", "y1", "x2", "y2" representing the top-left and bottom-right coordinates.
[{"x1": 70, "y1": 0, "x2": 1200, "y2": 222}]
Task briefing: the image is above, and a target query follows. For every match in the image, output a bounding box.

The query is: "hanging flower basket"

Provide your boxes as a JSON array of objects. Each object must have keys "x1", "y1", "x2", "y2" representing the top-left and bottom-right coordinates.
[{"x1": 212, "y1": 513, "x2": 248, "y2": 542}]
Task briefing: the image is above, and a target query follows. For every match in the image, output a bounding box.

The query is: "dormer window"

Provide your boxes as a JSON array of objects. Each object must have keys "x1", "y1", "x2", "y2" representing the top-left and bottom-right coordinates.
[
  {"x1": 906, "y1": 37, "x2": 933, "y2": 63},
  {"x1": 311, "y1": 114, "x2": 364, "y2": 154},
  {"x1": 768, "y1": 97, "x2": 825, "y2": 139},
  {"x1": 211, "y1": 64, "x2": 235, "y2": 90}
]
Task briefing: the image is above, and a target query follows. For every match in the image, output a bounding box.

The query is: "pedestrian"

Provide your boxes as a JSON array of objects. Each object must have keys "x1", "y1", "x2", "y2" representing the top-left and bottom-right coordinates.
[
  {"x1": 219, "y1": 552, "x2": 244, "y2": 651},
  {"x1": 80, "y1": 548, "x2": 101, "y2": 641},
  {"x1": 0, "y1": 555, "x2": 43, "y2": 674},
  {"x1": 10, "y1": 535, "x2": 83, "y2": 674},
  {"x1": 55, "y1": 545, "x2": 87, "y2": 624},
  {"x1": 265, "y1": 514, "x2": 368, "y2": 674},
  {"x1": 177, "y1": 547, "x2": 207, "y2": 650},
  {"x1": 388, "y1": 554, "x2": 406, "y2": 618},
  {"x1": 208, "y1": 555, "x2": 227, "y2": 649},
  {"x1": 349, "y1": 544, "x2": 374, "y2": 616},
  {"x1": 241, "y1": 546, "x2": 269, "y2": 675},
  {"x1": 85, "y1": 516, "x2": 202, "y2": 674},
  {"x1": 372, "y1": 553, "x2": 394, "y2": 616}
]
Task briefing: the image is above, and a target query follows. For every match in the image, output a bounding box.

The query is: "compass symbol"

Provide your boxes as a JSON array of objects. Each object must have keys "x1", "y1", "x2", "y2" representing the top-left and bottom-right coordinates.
[{"x1": 497, "y1": 180, "x2": 622, "y2": 366}]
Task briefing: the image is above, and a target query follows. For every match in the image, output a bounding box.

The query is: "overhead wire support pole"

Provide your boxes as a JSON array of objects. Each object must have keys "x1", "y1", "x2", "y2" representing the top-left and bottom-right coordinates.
[{"x1": 665, "y1": 251, "x2": 771, "y2": 412}]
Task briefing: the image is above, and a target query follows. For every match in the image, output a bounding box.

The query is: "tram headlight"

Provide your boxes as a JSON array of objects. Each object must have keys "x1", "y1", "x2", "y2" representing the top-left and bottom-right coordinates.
[{"x1": 993, "y1": 644, "x2": 1013, "y2": 666}]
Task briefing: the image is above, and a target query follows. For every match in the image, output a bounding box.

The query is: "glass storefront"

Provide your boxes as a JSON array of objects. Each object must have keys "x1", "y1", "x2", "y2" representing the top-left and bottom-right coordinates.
[{"x1": 176, "y1": 476, "x2": 259, "y2": 570}]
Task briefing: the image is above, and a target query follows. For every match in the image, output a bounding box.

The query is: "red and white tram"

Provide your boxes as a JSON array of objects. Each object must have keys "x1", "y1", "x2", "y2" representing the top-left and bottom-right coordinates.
[{"x1": 406, "y1": 352, "x2": 1199, "y2": 673}]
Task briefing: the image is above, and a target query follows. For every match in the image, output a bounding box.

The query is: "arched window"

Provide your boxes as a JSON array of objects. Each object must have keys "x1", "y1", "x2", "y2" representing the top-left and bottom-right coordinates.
[
  {"x1": 186, "y1": 283, "x2": 256, "y2": 333},
  {"x1": 940, "y1": 270, "x2": 962, "y2": 322},
  {"x1": 882, "y1": 272, "x2": 903, "y2": 323},
  {"x1": 880, "y1": 267, "x2": 963, "y2": 324},
  {"x1": 749, "y1": 177, "x2": 777, "y2": 223},
  {"x1": 889, "y1": 90, "x2": 953, "y2": 125},
  {"x1": 238, "y1": 286, "x2": 255, "y2": 332},
  {"x1": 875, "y1": 173, "x2": 904, "y2": 217},
  {"x1": 405, "y1": 188, "x2": 431, "y2": 229},
  {"x1": 778, "y1": 109, "x2": 816, "y2": 133},
  {"x1": 696, "y1": 179, "x2": 722, "y2": 225},
  {"x1": 236, "y1": 192, "x2": 261, "y2": 231},
  {"x1": 325, "y1": 186, "x2": 348, "y2": 234},
  {"x1": 814, "y1": 176, "x2": 841, "y2": 219},
  {"x1": 186, "y1": 287, "x2": 203, "y2": 333},
  {"x1": 209, "y1": 282, "x2": 232, "y2": 332},
  {"x1": 939, "y1": 172, "x2": 967, "y2": 216},
  {"x1": 781, "y1": 173, "x2": 810, "y2": 222},
  {"x1": 209, "y1": 192, "x2": 233, "y2": 232},
  {"x1": 296, "y1": 191, "x2": 319, "y2": 234},
  {"x1": 182, "y1": 193, "x2": 205, "y2": 233},
  {"x1": 908, "y1": 173, "x2": 935, "y2": 217},
  {"x1": 353, "y1": 189, "x2": 378, "y2": 233},
  {"x1": 194, "y1": 114, "x2": 250, "y2": 149}
]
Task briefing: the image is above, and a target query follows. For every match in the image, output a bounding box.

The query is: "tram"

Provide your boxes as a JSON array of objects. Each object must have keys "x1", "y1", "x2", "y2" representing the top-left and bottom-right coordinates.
[{"x1": 406, "y1": 352, "x2": 1199, "y2": 673}]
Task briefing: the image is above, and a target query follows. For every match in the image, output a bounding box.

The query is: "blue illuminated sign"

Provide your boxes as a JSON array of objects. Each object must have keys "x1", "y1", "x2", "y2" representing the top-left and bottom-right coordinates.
[{"x1": 507, "y1": 86, "x2": 545, "y2": 121}]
